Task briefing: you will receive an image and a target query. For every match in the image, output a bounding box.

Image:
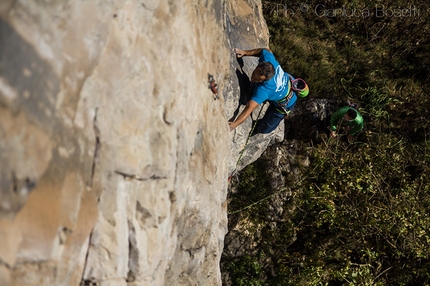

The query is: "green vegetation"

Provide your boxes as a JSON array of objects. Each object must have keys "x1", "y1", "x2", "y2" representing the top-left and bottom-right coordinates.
[{"x1": 223, "y1": 0, "x2": 430, "y2": 285}]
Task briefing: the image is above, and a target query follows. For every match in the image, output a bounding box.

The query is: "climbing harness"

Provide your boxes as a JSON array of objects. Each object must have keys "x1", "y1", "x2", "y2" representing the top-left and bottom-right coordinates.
[
  {"x1": 275, "y1": 79, "x2": 294, "y2": 115},
  {"x1": 275, "y1": 77, "x2": 308, "y2": 115}
]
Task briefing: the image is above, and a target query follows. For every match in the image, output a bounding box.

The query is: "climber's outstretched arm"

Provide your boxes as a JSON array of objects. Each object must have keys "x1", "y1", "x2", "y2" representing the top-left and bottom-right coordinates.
[
  {"x1": 229, "y1": 100, "x2": 259, "y2": 131},
  {"x1": 235, "y1": 47, "x2": 272, "y2": 58}
]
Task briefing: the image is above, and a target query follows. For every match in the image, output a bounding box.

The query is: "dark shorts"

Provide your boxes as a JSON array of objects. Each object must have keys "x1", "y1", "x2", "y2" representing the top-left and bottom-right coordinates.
[{"x1": 255, "y1": 100, "x2": 297, "y2": 134}]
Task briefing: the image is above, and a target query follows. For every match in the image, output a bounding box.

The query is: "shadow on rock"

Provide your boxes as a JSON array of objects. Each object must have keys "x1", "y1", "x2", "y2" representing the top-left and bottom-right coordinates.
[{"x1": 229, "y1": 57, "x2": 253, "y2": 122}]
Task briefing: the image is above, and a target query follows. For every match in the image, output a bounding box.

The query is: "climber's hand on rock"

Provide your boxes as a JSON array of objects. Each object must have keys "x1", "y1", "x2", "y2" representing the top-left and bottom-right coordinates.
[
  {"x1": 235, "y1": 48, "x2": 245, "y2": 58},
  {"x1": 229, "y1": 122, "x2": 236, "y2": 131}
]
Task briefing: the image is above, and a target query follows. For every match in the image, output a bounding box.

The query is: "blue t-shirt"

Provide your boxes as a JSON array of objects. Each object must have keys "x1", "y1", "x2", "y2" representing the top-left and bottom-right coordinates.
[{"x1": 251, "y1": 50, "x2": 297, "y2": 109}]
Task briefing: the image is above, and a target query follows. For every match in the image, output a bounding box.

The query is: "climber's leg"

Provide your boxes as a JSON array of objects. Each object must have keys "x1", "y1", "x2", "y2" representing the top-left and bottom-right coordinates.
[{"x1": 254, "y1": 103, "x2": 285, "y2": 134}]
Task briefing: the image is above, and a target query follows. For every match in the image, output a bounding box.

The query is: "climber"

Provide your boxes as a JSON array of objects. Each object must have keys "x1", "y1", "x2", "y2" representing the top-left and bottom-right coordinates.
[
  {"x1": 229, "y1": 47, "x2": 309, "y2": 135},
  {"x1": 330, "y1": 106, "x2": 364, "y2": 141}
]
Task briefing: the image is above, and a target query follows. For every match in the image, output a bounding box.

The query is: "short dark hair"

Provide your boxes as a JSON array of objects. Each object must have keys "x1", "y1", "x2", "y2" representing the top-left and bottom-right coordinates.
[
  {"x1": 347, "y1": 109, "x2": 357, "y2": 119},
  {"x1": 257, "y1": 61, "x2": 275, "y2": 80}
]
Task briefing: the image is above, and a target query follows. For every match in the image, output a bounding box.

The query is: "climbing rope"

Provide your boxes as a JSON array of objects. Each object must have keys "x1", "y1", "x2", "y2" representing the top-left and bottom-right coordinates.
[
  {"x1": 228, "y1": 103, "x2": 265, "y2": 182},
  {"x1": 228, "y1": 162, "x2": 321, "y2": 215}
]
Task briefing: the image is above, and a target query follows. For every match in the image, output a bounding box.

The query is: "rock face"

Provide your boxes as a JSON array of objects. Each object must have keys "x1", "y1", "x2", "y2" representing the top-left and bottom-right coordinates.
[{"x1": 0, "y1": 0, "x2": 274, "y2": 285}]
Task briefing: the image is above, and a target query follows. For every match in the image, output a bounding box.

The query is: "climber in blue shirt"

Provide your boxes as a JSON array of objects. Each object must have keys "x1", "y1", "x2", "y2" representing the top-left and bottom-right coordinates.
[{"x1": 229, "y1": 47, "x2": 309, "y2": 135}]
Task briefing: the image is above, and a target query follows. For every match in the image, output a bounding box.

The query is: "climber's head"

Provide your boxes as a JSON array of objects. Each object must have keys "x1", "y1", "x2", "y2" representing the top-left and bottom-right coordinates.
[
  {"x1": 251, "y1": 61, "x2": 274, "y2": 83},
  {"x1": 345, "y1": 109, "x2": 357, "y2": 121}
]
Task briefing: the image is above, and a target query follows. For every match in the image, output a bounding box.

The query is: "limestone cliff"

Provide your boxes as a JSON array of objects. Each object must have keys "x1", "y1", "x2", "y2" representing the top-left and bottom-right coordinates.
[{"x1": 0, "y1": 0, "x2": 271, "y2": 285}]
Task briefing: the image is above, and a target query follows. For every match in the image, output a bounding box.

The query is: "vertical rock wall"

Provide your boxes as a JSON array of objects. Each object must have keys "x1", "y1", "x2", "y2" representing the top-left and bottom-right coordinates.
[
  {"x1": 0, "y1": 0, "x2": 273, "y2": 285},
  {"x1": 0, "y1": 0, "x2": 234, "y2": 285}
]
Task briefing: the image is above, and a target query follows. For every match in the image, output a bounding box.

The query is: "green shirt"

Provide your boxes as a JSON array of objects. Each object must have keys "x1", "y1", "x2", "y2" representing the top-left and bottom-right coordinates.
[{"x1": 330, "y1": 106, "x2": 364, "y2": 136}]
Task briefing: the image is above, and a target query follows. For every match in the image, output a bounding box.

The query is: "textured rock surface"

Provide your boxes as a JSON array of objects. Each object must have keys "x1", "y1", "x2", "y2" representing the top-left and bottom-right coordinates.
[{"x1": 0, "y1": 0, "x2": 275, "y2": 285}]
